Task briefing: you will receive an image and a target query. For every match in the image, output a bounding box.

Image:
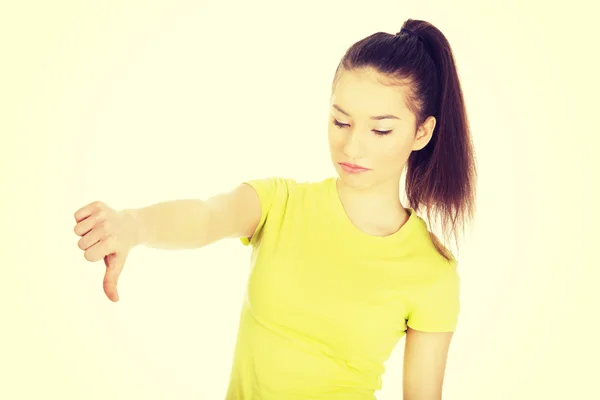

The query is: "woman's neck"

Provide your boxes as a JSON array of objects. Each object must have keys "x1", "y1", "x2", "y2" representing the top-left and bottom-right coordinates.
[{"x1": 335, "y1": 177, "x2": 409, "y2": 236}]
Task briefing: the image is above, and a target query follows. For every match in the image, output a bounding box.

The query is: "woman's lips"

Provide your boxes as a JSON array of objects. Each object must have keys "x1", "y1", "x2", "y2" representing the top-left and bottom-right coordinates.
[{"x1": 339, "y1": 162, "x2": 370, "y2": 174}]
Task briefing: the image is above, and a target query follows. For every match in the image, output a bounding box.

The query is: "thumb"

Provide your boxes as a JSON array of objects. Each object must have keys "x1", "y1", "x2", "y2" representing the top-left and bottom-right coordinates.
[{"x1": 103, "y1": 252, "x2": 126, "y2": 302}]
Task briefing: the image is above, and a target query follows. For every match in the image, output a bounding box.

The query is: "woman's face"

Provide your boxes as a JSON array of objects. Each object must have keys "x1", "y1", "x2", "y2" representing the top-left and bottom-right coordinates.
[{"x1": 328, "y1": 67, "x2": 435, "y2": 191}]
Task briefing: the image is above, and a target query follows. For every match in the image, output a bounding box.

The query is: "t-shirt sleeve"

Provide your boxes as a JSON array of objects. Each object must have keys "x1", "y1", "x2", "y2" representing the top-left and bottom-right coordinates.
[
  {"x1": 406, "y1": 263, "x2": 461, "y2": 333},
  {"x1": 239, "y1": 177, "x2": 290, "y2": 247}
]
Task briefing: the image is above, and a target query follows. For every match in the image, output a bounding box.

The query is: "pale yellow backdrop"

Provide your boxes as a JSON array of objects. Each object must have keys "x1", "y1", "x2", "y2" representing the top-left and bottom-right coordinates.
[{"x1": 1, "y1": 0, "x2": 598, "y2": 399}]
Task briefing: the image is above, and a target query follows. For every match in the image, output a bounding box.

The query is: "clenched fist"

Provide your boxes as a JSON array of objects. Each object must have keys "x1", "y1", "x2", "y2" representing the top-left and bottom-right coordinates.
[{"x1": 74, "y1": 201, "x2": 140, "y2": 302}]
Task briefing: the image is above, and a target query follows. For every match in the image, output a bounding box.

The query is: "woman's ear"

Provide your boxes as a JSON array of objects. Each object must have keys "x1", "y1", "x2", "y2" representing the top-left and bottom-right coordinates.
[{"x1": 412, "y1": 116, "x2": 436, "y2": 151}]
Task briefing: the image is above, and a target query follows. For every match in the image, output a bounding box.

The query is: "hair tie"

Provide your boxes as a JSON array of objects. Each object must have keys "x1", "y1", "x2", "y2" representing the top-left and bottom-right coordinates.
[
  {"x1": 397, "y1": 27, "x2": 433, "y2": 57},
  {"x1": 398, "y1": 27, "x2": 427, "y2": 45}
]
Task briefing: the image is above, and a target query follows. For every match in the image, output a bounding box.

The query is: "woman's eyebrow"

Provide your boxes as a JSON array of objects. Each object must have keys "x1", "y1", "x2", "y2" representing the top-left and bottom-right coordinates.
[{"x1": 332, "y1": 104, "x2": 401, "y2": 120}]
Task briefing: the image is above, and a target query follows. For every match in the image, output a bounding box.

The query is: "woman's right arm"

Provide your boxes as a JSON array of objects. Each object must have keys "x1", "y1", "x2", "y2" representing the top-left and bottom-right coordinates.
[
  {"x1": 73, "y1": 183, "x2": 262, "y2": 302},
  {"x1": 127, "y1": 183, "x2": 261, "y2": 249}
]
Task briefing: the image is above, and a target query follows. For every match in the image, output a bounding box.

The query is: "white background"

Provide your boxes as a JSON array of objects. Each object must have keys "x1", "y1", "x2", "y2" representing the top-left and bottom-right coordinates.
[{"x1": 2, "y1": 0, "x2": 598, "y2": 399}]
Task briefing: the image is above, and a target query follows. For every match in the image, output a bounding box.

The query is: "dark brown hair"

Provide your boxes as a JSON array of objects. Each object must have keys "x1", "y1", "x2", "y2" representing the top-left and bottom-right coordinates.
[{"x1": 332, "y1": 19, "x2": 477, "y2": 261}]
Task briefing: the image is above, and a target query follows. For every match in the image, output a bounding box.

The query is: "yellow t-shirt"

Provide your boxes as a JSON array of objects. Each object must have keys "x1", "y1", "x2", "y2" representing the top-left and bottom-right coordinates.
[{"x1": 225, "y1": 177, "x2": 460, "y2": 400}]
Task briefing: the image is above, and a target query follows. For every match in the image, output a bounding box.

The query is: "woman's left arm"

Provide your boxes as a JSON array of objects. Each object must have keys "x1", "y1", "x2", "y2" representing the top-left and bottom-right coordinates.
[{"x1": 402, "y1": 327, "x2": 454, "y2": 400}]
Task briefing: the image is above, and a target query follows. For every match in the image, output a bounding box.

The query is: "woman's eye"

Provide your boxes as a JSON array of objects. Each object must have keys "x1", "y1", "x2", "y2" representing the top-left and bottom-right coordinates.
[
  {"x1": 373, "y1": 130, "x2": 392, "y2": 135},
  {"x1": 333, "y1": 119, "x2": 349, "y2": 129},
  {"x1": 334, "y1": 119, "x2": 392, "y2": 136}
]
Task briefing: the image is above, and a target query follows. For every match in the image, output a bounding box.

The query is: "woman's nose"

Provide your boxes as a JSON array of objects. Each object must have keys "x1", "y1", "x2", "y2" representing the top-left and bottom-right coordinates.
[{"x1": 343, "y1": 131, "x2": 365, "y2": 158}]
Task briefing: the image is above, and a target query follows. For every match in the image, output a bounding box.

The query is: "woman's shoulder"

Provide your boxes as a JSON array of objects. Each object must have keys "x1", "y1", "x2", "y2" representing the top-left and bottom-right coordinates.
[
  {"x1": 427, "y1": 231, "x2": 456, "y2": 264},
  {"x1": 407, "y1": 223, "x2": 458, "y2": 271}
]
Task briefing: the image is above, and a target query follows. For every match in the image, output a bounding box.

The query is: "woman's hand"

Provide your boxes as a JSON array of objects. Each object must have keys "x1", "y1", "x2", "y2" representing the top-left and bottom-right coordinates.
[{"x1": 73, "y1": 201, "x2": 140, "y2": 302}]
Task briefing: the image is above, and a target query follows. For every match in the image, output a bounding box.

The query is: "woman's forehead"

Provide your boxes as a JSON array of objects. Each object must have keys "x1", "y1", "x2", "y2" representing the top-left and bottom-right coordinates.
[{"x1": 331, "y1": 70, "x2": 411, "y2": 118}]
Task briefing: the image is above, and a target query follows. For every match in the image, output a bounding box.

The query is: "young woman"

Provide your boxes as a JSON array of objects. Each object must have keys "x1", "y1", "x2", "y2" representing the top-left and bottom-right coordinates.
[{"x1": 74, "y1": 18, "x2": 476, "y2": 400}]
